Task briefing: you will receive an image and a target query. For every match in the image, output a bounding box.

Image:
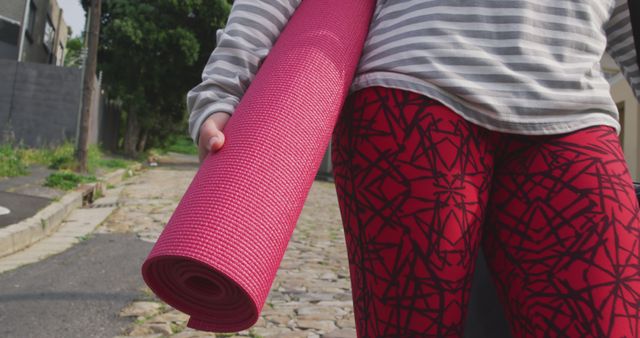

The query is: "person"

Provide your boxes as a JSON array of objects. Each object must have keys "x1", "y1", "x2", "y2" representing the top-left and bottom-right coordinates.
[{"x1": 187, "y1": 1, "x2": 640, "y2": 337}]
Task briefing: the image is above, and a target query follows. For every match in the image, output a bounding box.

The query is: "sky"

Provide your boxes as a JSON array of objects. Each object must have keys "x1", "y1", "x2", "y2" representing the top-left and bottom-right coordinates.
[{"x1": 57, "y1": 0, "x2": 86, "y2": 38}]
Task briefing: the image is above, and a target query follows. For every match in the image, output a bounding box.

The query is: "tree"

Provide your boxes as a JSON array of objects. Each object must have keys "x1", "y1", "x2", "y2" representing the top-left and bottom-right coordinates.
[
  {"x1": 76, "y1": 0, "x2": 101, "y2": 173},
  {"x1": 64, "y1": 37, "x2": 84, "y2": 67},
  {"x1": 84, "y1": 0, "x2": 232, "y2": 156}
]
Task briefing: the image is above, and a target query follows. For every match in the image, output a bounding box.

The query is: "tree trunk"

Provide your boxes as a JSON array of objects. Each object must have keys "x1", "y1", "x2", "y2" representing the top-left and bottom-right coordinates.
[
  {"x1": 137, "y1": 128, "x2": 148, "y2": 153},
  {"x1": 123, "y1": 109, "x2": 139, "y2": 157},
  {"x1": 75, "y1": 0, "x2": 102, "y2": 173}
]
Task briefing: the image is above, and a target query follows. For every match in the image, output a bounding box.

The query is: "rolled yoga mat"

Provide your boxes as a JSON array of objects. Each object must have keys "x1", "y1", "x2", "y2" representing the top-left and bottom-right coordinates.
[{"x1": 141, "y1": 0, "x2": 375, "y2": 332}]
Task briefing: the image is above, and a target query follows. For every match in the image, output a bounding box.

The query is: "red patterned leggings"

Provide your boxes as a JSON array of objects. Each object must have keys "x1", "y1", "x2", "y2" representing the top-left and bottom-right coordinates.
[{"x1": 331, "y1": 86, "x2": 640, "y2": 337}]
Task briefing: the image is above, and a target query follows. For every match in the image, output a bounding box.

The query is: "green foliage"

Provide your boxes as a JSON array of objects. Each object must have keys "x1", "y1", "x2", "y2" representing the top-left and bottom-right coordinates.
[
  {"x1": 44, "y1": 171, "x2": 97, "y2": 190},
  {"x1": 47, "y1": 142, "x2": 77, "y2": 170},
  {"x1": 165, "y1": 136, "x2": 198, "y2": 155},
  {"x1": 95, "y1": 158, "x2": 131, "y2": 169},
  {"x1": 95, "y1": 0, "x2": 232, "y2": 152},
  {"x1": 0, "y1": 144, "x2": 28, "y2": 178},
  {"x1": 43, "y1": 143, "x2": 129, "y2": 173},
  {"x1": 0, "y1": 143, "x2": 136, "y2": 179},
  {"x1": 64, "y1": 37, "x2": 85, "y2": 67}
]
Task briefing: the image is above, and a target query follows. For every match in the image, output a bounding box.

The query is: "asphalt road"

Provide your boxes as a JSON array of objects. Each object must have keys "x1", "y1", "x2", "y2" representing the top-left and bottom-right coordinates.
[
  {"x1": 0, "y1": 191, "x2": 51, "y2": 227},
  {"x1": 0, "y1": 233, "x2": 153, "y2": 338}
]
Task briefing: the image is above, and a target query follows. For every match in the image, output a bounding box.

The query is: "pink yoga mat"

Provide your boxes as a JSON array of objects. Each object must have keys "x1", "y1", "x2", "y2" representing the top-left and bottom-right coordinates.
[{"x1": 141, "y1": 0, "x2": 374, "y2": 332}]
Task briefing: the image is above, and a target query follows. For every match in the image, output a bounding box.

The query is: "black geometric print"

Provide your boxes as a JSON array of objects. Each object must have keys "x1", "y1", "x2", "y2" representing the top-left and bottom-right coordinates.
[
  {"x1": 331, "y1": 86, "x2": 495, "y2": 337},
  {"x1": 483, "y1": 127, "x2": 640, "y2": 338},
  {"x1": 331, "y1": 86, "x2": 640, "y2": 338}
]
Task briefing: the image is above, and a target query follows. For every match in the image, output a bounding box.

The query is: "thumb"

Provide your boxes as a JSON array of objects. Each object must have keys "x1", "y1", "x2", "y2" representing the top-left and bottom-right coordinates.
[{"x1": 208, "y1": 130, "x2": 226, "y2": 152}]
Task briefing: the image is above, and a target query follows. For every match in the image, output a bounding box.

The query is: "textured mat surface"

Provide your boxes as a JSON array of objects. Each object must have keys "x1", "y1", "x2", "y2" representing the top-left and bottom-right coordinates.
[{"x1": 142, "y1": 0, "x2": 374, "y2": 332}]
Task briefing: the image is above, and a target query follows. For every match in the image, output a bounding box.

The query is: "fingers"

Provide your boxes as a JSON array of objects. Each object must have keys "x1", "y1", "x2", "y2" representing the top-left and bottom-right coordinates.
[
  {"x1": 198, "y1": 112, "x2": 230, "y2": 163},
  {"x1": 207, "y1": 130, "x2": 226, "y2": 152}
]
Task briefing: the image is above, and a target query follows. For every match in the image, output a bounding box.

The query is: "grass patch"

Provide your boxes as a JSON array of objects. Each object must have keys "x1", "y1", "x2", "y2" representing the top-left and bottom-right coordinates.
[
  {"x1": 0, "y1": 144, "x2": 28, "y2": 177},
  {"x1": 45, "y1": 143, "x2": 105, "y2": 173},
  {"x1": 170, "y1": 322, "x2": 186, "y2": 334},
  {"x1": 95, "y1": 158, "x2": 131, "y2": 169},
  {"x1": 93, "y1": 188, "x2": 104, "y2": 200},
  {"x1": 165, "y1": 136, "x2": 198, "y2": 155},
  {"x1": 76, "y1": 234, "x2": 92, "y2": 242},
  {"x1": 46, "y1": 142, "x2": 77, "y2": 170},
  {"x1": 248, "y1": 329, "x2": 265, "y2": 338},
  {"x1": 44, "y1": 171, "x2": 97, "y2": 190},
  {"x1": 0, "y1": 142, "x2": 137, "y2": 180}
]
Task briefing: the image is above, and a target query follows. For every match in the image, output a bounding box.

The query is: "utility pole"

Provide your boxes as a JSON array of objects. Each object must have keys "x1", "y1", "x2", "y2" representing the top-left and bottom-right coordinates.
[{"x1": 76, "y1": 0, "x2": 101, "y2": 173}]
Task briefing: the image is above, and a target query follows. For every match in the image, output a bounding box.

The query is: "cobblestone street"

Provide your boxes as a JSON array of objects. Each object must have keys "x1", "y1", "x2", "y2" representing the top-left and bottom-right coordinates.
[{"x1": 99, "y1": 160, "x2": 356, "y2": 338}]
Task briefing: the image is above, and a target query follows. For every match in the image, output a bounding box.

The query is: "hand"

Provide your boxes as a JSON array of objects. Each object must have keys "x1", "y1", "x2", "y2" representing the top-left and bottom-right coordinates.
[{"x1": 198, "y1": 112, "x2": 231, "y2": 163}]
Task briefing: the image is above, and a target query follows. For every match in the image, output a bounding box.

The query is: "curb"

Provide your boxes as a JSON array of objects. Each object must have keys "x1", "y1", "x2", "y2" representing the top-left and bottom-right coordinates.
[{"x1": 0, "y1": 164, "x2": 141, "y2": 259}]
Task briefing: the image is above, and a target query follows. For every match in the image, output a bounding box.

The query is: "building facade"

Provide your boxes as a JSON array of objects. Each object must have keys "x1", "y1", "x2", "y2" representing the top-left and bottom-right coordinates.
[
  {"x1": 602, "y1": 54, "x2": 640, "y2": 182},
  {"x1": 0, "y1": 0, "x2": 70, "y2": 65}
]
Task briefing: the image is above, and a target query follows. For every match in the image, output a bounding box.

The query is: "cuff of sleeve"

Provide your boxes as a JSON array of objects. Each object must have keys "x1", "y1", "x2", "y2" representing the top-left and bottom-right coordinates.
[{"x1": 189, "y1": 101, "x2": 237, "y2": 145}]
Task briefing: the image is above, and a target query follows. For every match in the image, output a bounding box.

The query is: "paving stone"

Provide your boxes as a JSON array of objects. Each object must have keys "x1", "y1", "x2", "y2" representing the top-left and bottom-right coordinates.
[
  {"x1": 319, "y1": 271, "x2": 338, "y2": 280},
  {"x1": 251, "y1": 326, "x2": 294, "y2": 337},
  {"x1": 147, "y1": 322, "x2": 173, "y2": 335},
  {"x1": 127, "y1": 325, "x2": 156, "y2": 336},
  {"x1": 296, "y1": 319, "x2": 337, "y2": 332},
  {"x1": 149, "y1": 310, "x2": 188, "y2": 323},
  {"x1": 336, "y1": 318, "x2": 356, "y2": 329},
  {"x1": 171, "y1": 329, "x2": 215, "y2": 338},
  {"x1": 296, "y1": 306, "x2": 341, "y2": 319},
  {"x1": 277, "y1": 331, "x2": 310, "y2": 338},
  {"x1": 119, "y1": 301, "x2": 162, "y2": 317},
  {"x1": 111, "y1": 168, "x2": 356, "y2": 337},
  {"x1": 323, "y1": 328, "x2": 357, "y2": 338},
  {"x1": 265, "y1": 315, "x2": 291, "y2": 326}
]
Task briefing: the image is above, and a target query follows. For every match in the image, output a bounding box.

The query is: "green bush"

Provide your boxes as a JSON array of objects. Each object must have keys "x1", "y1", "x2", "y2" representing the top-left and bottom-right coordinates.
[
  {"x1": 47, "y1": 142, "x2": 77, "y2": 170},
  {"x1": 0, "y1": 144, "x2": 27, "y2": 177},
  {"x1": 95, "y1": 158, "x2": 131, "y2": 169},
  {"x1": 1, "y1": 142, "x2": 136, "y2": 180},
  {"x1": 44, "y1": 171, "x2": 97, "y2": 190},
  {"x1": 166, "y1": 136, "x2": 198, "y2": 155}
]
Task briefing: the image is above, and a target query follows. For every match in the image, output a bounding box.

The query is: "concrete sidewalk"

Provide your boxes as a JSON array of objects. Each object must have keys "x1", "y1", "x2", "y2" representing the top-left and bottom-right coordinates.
[
  {"x1": 0, "y1": 165, "x2": 62, "y2": 229},
  {"x1": 0, "y1": 185, "x2": 123, "y2": 273},
  {"x1": 0, "y1": 165, "x2": 138, "y2": 260}
]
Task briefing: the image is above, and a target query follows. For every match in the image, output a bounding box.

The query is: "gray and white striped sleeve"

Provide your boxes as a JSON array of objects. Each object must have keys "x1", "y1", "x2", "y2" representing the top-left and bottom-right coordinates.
[
  {"x1": 605, "y1": 0, "x2": 640, "y2": 101},
  {"x1": 187, "y1": 0, "x2": 302, "y2": 144}
]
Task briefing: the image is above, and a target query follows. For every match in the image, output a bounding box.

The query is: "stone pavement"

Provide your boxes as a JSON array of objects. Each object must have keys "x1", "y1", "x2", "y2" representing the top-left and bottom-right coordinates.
[
  {"x1": 97, "y1": 155, "x2": 357, "y2": 338},
  {"x1": 103, "y1": 154, "x2": 511, "y2": 338},
  {"x1": 0, "y1": 186, "x2": 120, "y2": 273},
  {"x1": 0, "y1": 152, "x2": 511, "y2": 337}
]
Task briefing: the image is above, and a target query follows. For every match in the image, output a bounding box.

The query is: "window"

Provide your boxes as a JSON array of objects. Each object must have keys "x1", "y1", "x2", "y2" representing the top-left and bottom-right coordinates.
[
  {"x1": 25, "y1": 0, "x2": 36, "y2": 41},
  {"x1": 44, "y1": 16, "x2": 55, "y2": 52},
  {"x1": 0, "y1": 16, "x2": 20, "y2": 46}
]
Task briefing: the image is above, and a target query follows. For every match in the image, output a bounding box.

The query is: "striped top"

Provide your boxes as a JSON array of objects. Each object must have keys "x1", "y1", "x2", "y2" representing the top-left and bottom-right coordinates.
[{"x1": 187, "y1": 0, "x2": 640, "y2": 143}]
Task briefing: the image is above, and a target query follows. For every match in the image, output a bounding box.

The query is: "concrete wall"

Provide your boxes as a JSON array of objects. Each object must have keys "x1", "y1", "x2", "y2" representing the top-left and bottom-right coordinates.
[
  {"x1": 0, "y1": 60, "x2": 18, "y2": 125},
  {"x1": 0, "y1": 1, "x2": 25, "y2": 22},
  {"x1": 0, "y1": 59, "x2": 105, "y2": 147},
  {"x1": 0, "y1": 40, "x2": 18, "y2": 60}
]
